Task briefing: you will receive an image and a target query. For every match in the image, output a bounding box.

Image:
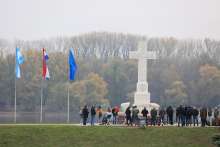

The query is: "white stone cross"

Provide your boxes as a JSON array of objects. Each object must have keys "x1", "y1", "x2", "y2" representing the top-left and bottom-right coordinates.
[{"x1": 129, "y1": 41, "x2": 157, "y2": 106}]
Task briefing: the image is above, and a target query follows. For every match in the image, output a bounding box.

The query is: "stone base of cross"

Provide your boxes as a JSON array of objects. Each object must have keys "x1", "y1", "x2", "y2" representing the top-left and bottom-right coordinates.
[
  {"x1": 129, "y1": 41, "x2": 159, "y2": 111},
  {"x1": 134, "y1": 82, "x2": 150, "y2": 105}
]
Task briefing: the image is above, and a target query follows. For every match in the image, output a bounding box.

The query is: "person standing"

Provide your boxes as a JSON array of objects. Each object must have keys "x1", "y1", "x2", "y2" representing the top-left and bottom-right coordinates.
[
  {"x1": 96, "y1": 105, "x2": 103, "y2": 124},
  {"x1": 106, "y1": 107, "x2": 112, "y2": 125},
  {"x1": 214, "y1": 107, "x2": 219, "y2": 119},
  {"x1": 90, "y1": 105, "x2": 96, "y2": 126},
  {"x1": 176, "y1": 105, "x2": 183, "y2": 127},
  {"x1": 159, "y1": 108, "x2": 166, "y2": 126},
  {"x1": 186, "y1": 106, "x2": 193, "y2": 126},
  {"x1": 141, "y1": 107, "x2": 149, "y2": 126},
  {"x1": 132, "y1": 105, "x2": 139, "y2": 126},
  {"x1": 112, "y1": 107, "x2": 118, "y2": 124},
  {"x1": 200, "y1": 107, "x2": 207, "y2": 127},
  {"x1": 82, "y1": 105, "x2": 89, "y2": 126},
  {"x1": 192, "y1": 107, "x2": 199, "y2": 126},
  {"x1": 125, "y1": 107, "x2": 132, "y2": 126},
  {"x1": 214, "y1": 107, "x2": 219, "y2": 126},
  {"x1": 207, "y1": 107, "x2": 213, "y2": 126},
  {"x1": 150, "y1": 108, "x2": 157, "y2": 126},
  {"x1": 166, "y1": 106, "x2": 174, "y2": 125}
]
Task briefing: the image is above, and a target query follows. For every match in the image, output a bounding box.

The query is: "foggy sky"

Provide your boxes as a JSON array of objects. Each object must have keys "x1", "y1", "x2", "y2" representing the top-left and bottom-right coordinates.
[{"x1": 0, "y1": 0, "x2": 220, "y2": 40}]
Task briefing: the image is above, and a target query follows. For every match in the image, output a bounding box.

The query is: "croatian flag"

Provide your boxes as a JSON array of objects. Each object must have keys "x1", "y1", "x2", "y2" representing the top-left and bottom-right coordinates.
[
  {"x1": 15, "y1": 48, "x2": 24, "y2": 78},
  {"x1": 42, "y1": 48, "x2": 50, "y2": 80}
]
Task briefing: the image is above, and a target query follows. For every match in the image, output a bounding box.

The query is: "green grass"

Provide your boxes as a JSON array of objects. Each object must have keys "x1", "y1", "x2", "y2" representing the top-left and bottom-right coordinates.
[{"x1": 0, "y1": 125, "x2": 219, "y2": 147}]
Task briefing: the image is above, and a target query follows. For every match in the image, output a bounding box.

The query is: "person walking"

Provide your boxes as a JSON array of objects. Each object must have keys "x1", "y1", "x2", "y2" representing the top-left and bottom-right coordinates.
[{"x1": 82, "y1": 105, "x2": 89, "y2": 126}]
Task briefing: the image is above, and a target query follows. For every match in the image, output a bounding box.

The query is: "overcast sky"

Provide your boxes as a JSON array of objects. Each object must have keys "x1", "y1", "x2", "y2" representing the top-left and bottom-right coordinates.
[{"x1": 0, "y1": 0, "x2": 220, "y2": 40}]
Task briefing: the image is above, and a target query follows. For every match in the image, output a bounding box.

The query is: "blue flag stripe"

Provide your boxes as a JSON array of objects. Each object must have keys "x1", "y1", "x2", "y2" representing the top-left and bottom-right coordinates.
[
  {"x1": 69, "y1": 48, "x2": 77, "y2": 80},
  {"x1": 15, "y1": 48, "x2": 24, "y2": 78}
]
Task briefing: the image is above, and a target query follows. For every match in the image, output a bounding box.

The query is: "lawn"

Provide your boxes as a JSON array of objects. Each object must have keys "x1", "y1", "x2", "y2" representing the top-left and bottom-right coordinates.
[{"x1": 0, "y1": 125, "x2": 219, "y2": 147}]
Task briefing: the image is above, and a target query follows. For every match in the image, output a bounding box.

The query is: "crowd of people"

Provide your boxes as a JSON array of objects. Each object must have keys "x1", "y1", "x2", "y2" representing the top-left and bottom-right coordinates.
[{"x1": 80, "y1": 105, "x2": 220, "y2": 127}]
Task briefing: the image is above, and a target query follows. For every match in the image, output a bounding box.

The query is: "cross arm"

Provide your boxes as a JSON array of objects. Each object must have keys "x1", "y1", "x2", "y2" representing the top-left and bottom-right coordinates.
[{"x1": 144, "y1": 51, "x2": 157, "y2": 59}]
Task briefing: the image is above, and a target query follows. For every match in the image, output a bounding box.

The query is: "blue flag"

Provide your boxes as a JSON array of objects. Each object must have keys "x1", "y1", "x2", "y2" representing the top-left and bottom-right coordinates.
[
  {"x1": 69, "y1": 48, "x2": 77, "y2": 80},
  {"x1": 15, "y1": 48, "x2": 24, "y2": 78}
]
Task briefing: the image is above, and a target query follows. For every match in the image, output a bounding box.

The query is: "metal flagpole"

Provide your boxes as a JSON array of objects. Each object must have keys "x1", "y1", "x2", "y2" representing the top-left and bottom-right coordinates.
[
  {"x1": 40, "y1": 48, "x2": 44, "y2": 123},
  {"x1": 40, "y1": 77, "x2": 43, "y2": 123},
  {"x1": 67, "y1": 82, "x2": 70, "y2": 123},
  {"x1": 14, "y1": 48, "x2": 17, "y2": 123},
  {"x1": 67, "y1": 49, "x2": 70, "y2": 123},
  {"x1": 14, "y1": 72, "x2": 17, "y2": 123}
]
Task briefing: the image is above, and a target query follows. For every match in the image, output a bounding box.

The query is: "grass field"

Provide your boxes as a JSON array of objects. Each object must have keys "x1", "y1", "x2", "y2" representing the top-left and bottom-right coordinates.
[{"x1": 0, "y1": 125, "x2": 219, "y2": 147}]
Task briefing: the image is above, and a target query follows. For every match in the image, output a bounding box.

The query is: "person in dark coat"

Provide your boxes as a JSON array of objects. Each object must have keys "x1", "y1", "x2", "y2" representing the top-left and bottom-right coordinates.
[
  {"x1": 166, "y1": 106, "x2": 174, "y2": 125},
  {"x1": 150, "y1": 108, "x2": 157, "y2": 126},
  {"x1": 112, "y1": 107, "x2": 118, "y2": 124},
  {"x1": 182, "y1": 106, "x2": 187, "y2": 126},
  {"x1": 159, "y1": 108, "x2": 166, "y2": 125},
  {"x1": 141, "y1": 107, "x2": 149, "y2": 125},
  {"x1": 82, "y1": 105, "x2": 89, "y2": 125},
  {"x1": 132, "y1": 105, "x2": 139, "y2": 126},
  {"x1": 192, "y1": 107, "x2": 199, "y2": 126},
  {"x1": 125, "y1": 106, "x2": 132, "y2": 126},
  {"x1": 200, "y1": 107, "x2": 207, "y2": 127},
  {"x1": 186, "y1": 106, "x2": 193, "y2": 126},
  {"x1": 90, "y1": 105, "x2": 96, "y2": 126},
  {"x1": 176, "y1": 105, "x2": 183, "y2": 127}
]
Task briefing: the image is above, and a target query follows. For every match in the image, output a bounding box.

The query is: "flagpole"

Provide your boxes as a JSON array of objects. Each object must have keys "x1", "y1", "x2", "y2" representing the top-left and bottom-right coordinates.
[
  {"x1": 67, "y1": 49, "x2": 70, "y2": 123},
  {"x1": 40, "y1": 78, "x2": 43, "y2": 123},
  {"x1": 67, "y1": 82, "x2": 70, "y2": 123},
  {"x1": 40, "y1": 48, "x2": 43, "y2": 123},
  {"x1": 14, "y1": 47, "x2": 17, "y2": 123},
  {"x1": 14, "y1": 72, "x2": 17, "y2": 123}
]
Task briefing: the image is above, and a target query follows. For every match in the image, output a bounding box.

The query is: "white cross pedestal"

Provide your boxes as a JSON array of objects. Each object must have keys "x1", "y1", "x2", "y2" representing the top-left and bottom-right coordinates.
[{"x1": 129, "y1": 41, "x2": 159, "y2": 110}]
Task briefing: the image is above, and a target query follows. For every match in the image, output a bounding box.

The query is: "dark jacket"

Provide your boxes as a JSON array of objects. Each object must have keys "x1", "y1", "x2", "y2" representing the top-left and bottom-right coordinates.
[
  {"x1": 112, "y1": 108, "x2": 118, "y2": 116},
  {"x1": 125, "y1": 107, "x2": 131, "y2": 117},
  {"x1": 166, "y1": 106, "x2": 173, "y2": 116},
  {"x1": 159, "y1": 109, "x2": 165, "y2": 117},
  {"x1": 151, "y1": 109, "x2": 157, "y2": 119},
  {"x1": 141, "y1": 108, "x2": 148, "y2": 117},
  {"x1": 91, "y1": 106, "x2": 96, "y2": 116},
  {"x1": 192, "y1": 108, "x2": 199, "y2": 116},
  {"x1": 82, "y1": 107, "x2": 89, "y2": 118},
  {"x1": 200, "y1": 107, "x2": 207, "y2": 119}
]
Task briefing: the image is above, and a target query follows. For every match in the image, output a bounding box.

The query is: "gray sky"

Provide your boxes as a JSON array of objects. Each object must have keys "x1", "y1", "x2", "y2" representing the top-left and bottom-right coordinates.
[{"x1": 0, "y1": 0, "x2": 220, "y2": 40}]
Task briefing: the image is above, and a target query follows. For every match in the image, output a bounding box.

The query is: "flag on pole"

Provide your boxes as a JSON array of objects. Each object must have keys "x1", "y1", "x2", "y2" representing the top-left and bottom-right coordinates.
[
  {"x1": 69, "y1": 48, "x2": 77, "y2": 80},
  {"x1": 15, "y1": 48, "x2": 24, "y2": 78},
  {"x1": 42, "y1": 48, "x2": 50, "y2": 80}
]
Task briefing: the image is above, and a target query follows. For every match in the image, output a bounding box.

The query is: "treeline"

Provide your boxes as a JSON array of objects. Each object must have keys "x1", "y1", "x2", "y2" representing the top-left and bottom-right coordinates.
[{"x1": 0, "y1": 32, "x2": 220, "y2": 114}]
